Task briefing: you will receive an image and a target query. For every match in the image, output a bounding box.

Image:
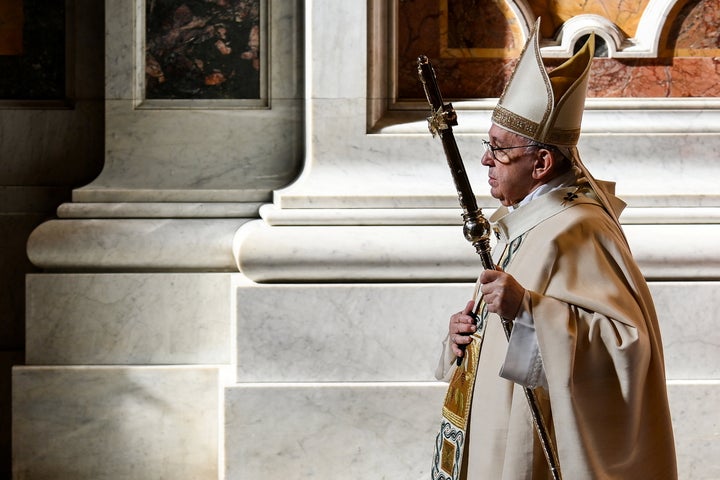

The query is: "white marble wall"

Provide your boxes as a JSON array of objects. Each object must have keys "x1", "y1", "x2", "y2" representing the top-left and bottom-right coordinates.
[
  {"x1": 15, "y1": 271, "x2": 235, "y2": 479},
  {"x1": 235, "y1": 282, "x2": 470, "y2": 382},
  {"x1": 224, "y1": 383, "x2": 718, "y2": 480},
  {"x1": 225, "y1": 383, "x2": 447, "y2": 480},
  {"x1": 2, "y1": 2, "x2": 105, "y2": 476},
  {"x1": 226, "y1": 281, "x2": 720, "y2": 479}
]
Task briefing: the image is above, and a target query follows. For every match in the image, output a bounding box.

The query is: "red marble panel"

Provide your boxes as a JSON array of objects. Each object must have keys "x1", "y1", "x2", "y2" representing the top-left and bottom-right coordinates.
[
  {"x1": 585, "y1": 57, "x2": 720, "y2": 97},
  {"x1": 397, "y1": 0, "x2": 517, "y2": 99},
  {"x1": 445, "y1": 0, "x2": 517, "y2": 50},
  {"x1": 397, "y1": 0, "x2": 720, "y2": 99},
  {"x1": 671, "y1": 0, "x2": 720, "y2": 51}
]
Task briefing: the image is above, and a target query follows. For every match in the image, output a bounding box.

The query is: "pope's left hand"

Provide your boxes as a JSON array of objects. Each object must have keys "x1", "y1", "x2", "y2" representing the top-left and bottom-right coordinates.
[{"x1": 479, "y1": 267, "x2": 526, "y2": 319}]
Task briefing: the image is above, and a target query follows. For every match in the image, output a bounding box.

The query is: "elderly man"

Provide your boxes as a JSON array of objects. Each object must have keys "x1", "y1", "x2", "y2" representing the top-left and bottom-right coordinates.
[{"x1": 431, "y1": 20, "x2": 677, "y2": 480}]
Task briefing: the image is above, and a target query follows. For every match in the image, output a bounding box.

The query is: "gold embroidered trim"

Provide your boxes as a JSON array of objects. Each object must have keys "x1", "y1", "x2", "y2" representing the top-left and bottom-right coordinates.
[
  {"x1": 441, "y1": 439, "x2": 456, "y2": 474},
  {"x1": 492, "y1": 106, "x2": 580, "y2": 145},
  {"x1": 441, "y1": 329, "x2": 482, "y2": 429},
  {"x1": 492, "y1": 106, "x2": 539, "y2": 140}
]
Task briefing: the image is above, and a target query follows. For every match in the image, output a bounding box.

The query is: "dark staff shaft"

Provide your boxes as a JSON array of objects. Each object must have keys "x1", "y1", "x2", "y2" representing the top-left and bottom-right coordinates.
[
  {"x1": 417, "y1": 56, "x2": 493, "y2": 270},
  {"x1": 417, "y1": 56, "x2": 479, "y2": 216}
]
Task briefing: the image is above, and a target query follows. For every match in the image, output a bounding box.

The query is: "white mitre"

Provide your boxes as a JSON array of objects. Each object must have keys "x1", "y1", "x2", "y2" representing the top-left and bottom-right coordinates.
[
  {"x1": 492, "y1": 18, "x2": 626, "y2": 232},
  {"x1": 492, "y1": 18, "x2": 594, "y2": 147}
]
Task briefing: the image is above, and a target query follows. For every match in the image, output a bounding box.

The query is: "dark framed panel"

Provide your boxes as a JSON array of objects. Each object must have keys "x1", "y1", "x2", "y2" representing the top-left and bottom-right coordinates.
[
  {"x1": 143, "y1": 0, "x2": 266, "y2": 106},
  {"x1": 0, "y1": 0, "x2": 72, "y2": 106}
]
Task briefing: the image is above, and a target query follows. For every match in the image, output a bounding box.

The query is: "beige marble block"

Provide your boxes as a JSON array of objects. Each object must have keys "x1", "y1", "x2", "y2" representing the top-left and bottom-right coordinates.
[{"x1": 27, "y1": 219, "x2": 247, "y2": 270}]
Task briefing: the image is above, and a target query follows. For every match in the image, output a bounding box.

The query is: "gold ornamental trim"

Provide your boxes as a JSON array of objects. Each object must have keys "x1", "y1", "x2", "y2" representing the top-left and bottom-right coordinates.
[
  {"x1": 492, "y1": 106, "x2": 539, "y2": 141},
  {"x1": 441, "y1": 329, "x2": 483, "y2": 430}
]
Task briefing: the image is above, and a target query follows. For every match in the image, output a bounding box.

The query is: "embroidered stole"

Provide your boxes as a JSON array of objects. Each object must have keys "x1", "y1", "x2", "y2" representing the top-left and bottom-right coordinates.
[{"x1": 431, "y1": 238, "x2": 520, "y2": 480}]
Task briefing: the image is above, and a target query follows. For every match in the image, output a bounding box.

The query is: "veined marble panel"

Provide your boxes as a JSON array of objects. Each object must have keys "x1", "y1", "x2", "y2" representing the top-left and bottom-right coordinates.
[
  {"x1": 224, "y1": 381, "x2": 718, "y2": 480},
  {"x1": 26, "y1": 273, "x2": 233, "y2": 365},
  {"x1": 258, "y1": 205, "x2": 720, "y2": 226},
  {"x1": 235, "y1": 281, "x2": 716, "y2": 382},
  {"x1": 236, "y1": 282, "x2": 470, "y2": 382},
  {"x1": 13, "y1": 366, "x2": 220, "y2": 480},
  {"x1": 666, "y1": 381, "x2": 720, "y2": 480},
  {"x1": 280, "y1": 128, "x2": 720, "y2": 212},
  {"x1": 57, "y1": 201, "x2": 262, "y2": 219},
  {"x1": 224, "y1": 382, "x2": 447, "y2": 480},
  {"x1": 650, "y1": 282, "x2": 720, "y2": 380},
  {"x1": 234, "y1": 222, "x2": 480, "y2": 282},
  {"x1": 80, "y1": 99, "x2": 302, "y2": 203},
  {"x1": 278, "y1": 110, "x2": 720, "y2": 209}
]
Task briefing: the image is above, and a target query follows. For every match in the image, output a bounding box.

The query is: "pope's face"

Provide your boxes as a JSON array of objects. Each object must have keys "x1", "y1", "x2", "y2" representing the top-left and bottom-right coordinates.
[{"x1": 482, "y1": 125, "x2": 538, "y2": 207}]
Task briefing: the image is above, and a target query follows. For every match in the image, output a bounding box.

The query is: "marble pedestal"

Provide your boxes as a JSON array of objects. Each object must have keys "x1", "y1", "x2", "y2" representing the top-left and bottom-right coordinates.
[{"x1": 14, "y1": 273, "x2": 235, "y2": 479}]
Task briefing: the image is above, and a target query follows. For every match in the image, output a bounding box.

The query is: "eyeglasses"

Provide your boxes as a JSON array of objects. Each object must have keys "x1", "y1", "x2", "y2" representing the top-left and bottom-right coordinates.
[{"x1": 482, "y1": 139, "x2": 537, "y2": 162}]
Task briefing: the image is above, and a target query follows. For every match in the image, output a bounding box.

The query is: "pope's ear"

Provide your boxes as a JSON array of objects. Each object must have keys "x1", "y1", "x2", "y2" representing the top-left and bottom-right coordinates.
[{"x1": 532, "y1": 148, "x2": 555, "y2": 181}]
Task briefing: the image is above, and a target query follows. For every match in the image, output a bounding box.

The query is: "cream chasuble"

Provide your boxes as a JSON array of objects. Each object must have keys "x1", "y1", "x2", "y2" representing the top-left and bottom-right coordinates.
[{"x1": 434, "y1": 185, "x2": 677, "y2": 479}]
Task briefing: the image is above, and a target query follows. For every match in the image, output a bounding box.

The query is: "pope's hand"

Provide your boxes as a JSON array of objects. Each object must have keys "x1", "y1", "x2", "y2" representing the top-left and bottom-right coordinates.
[
  {"x1": 449, "y1": 300, "x2": 477, "y2": 359},
  {"x1": 479, "y1": 267, "x2": 525, "y2": 319}
]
